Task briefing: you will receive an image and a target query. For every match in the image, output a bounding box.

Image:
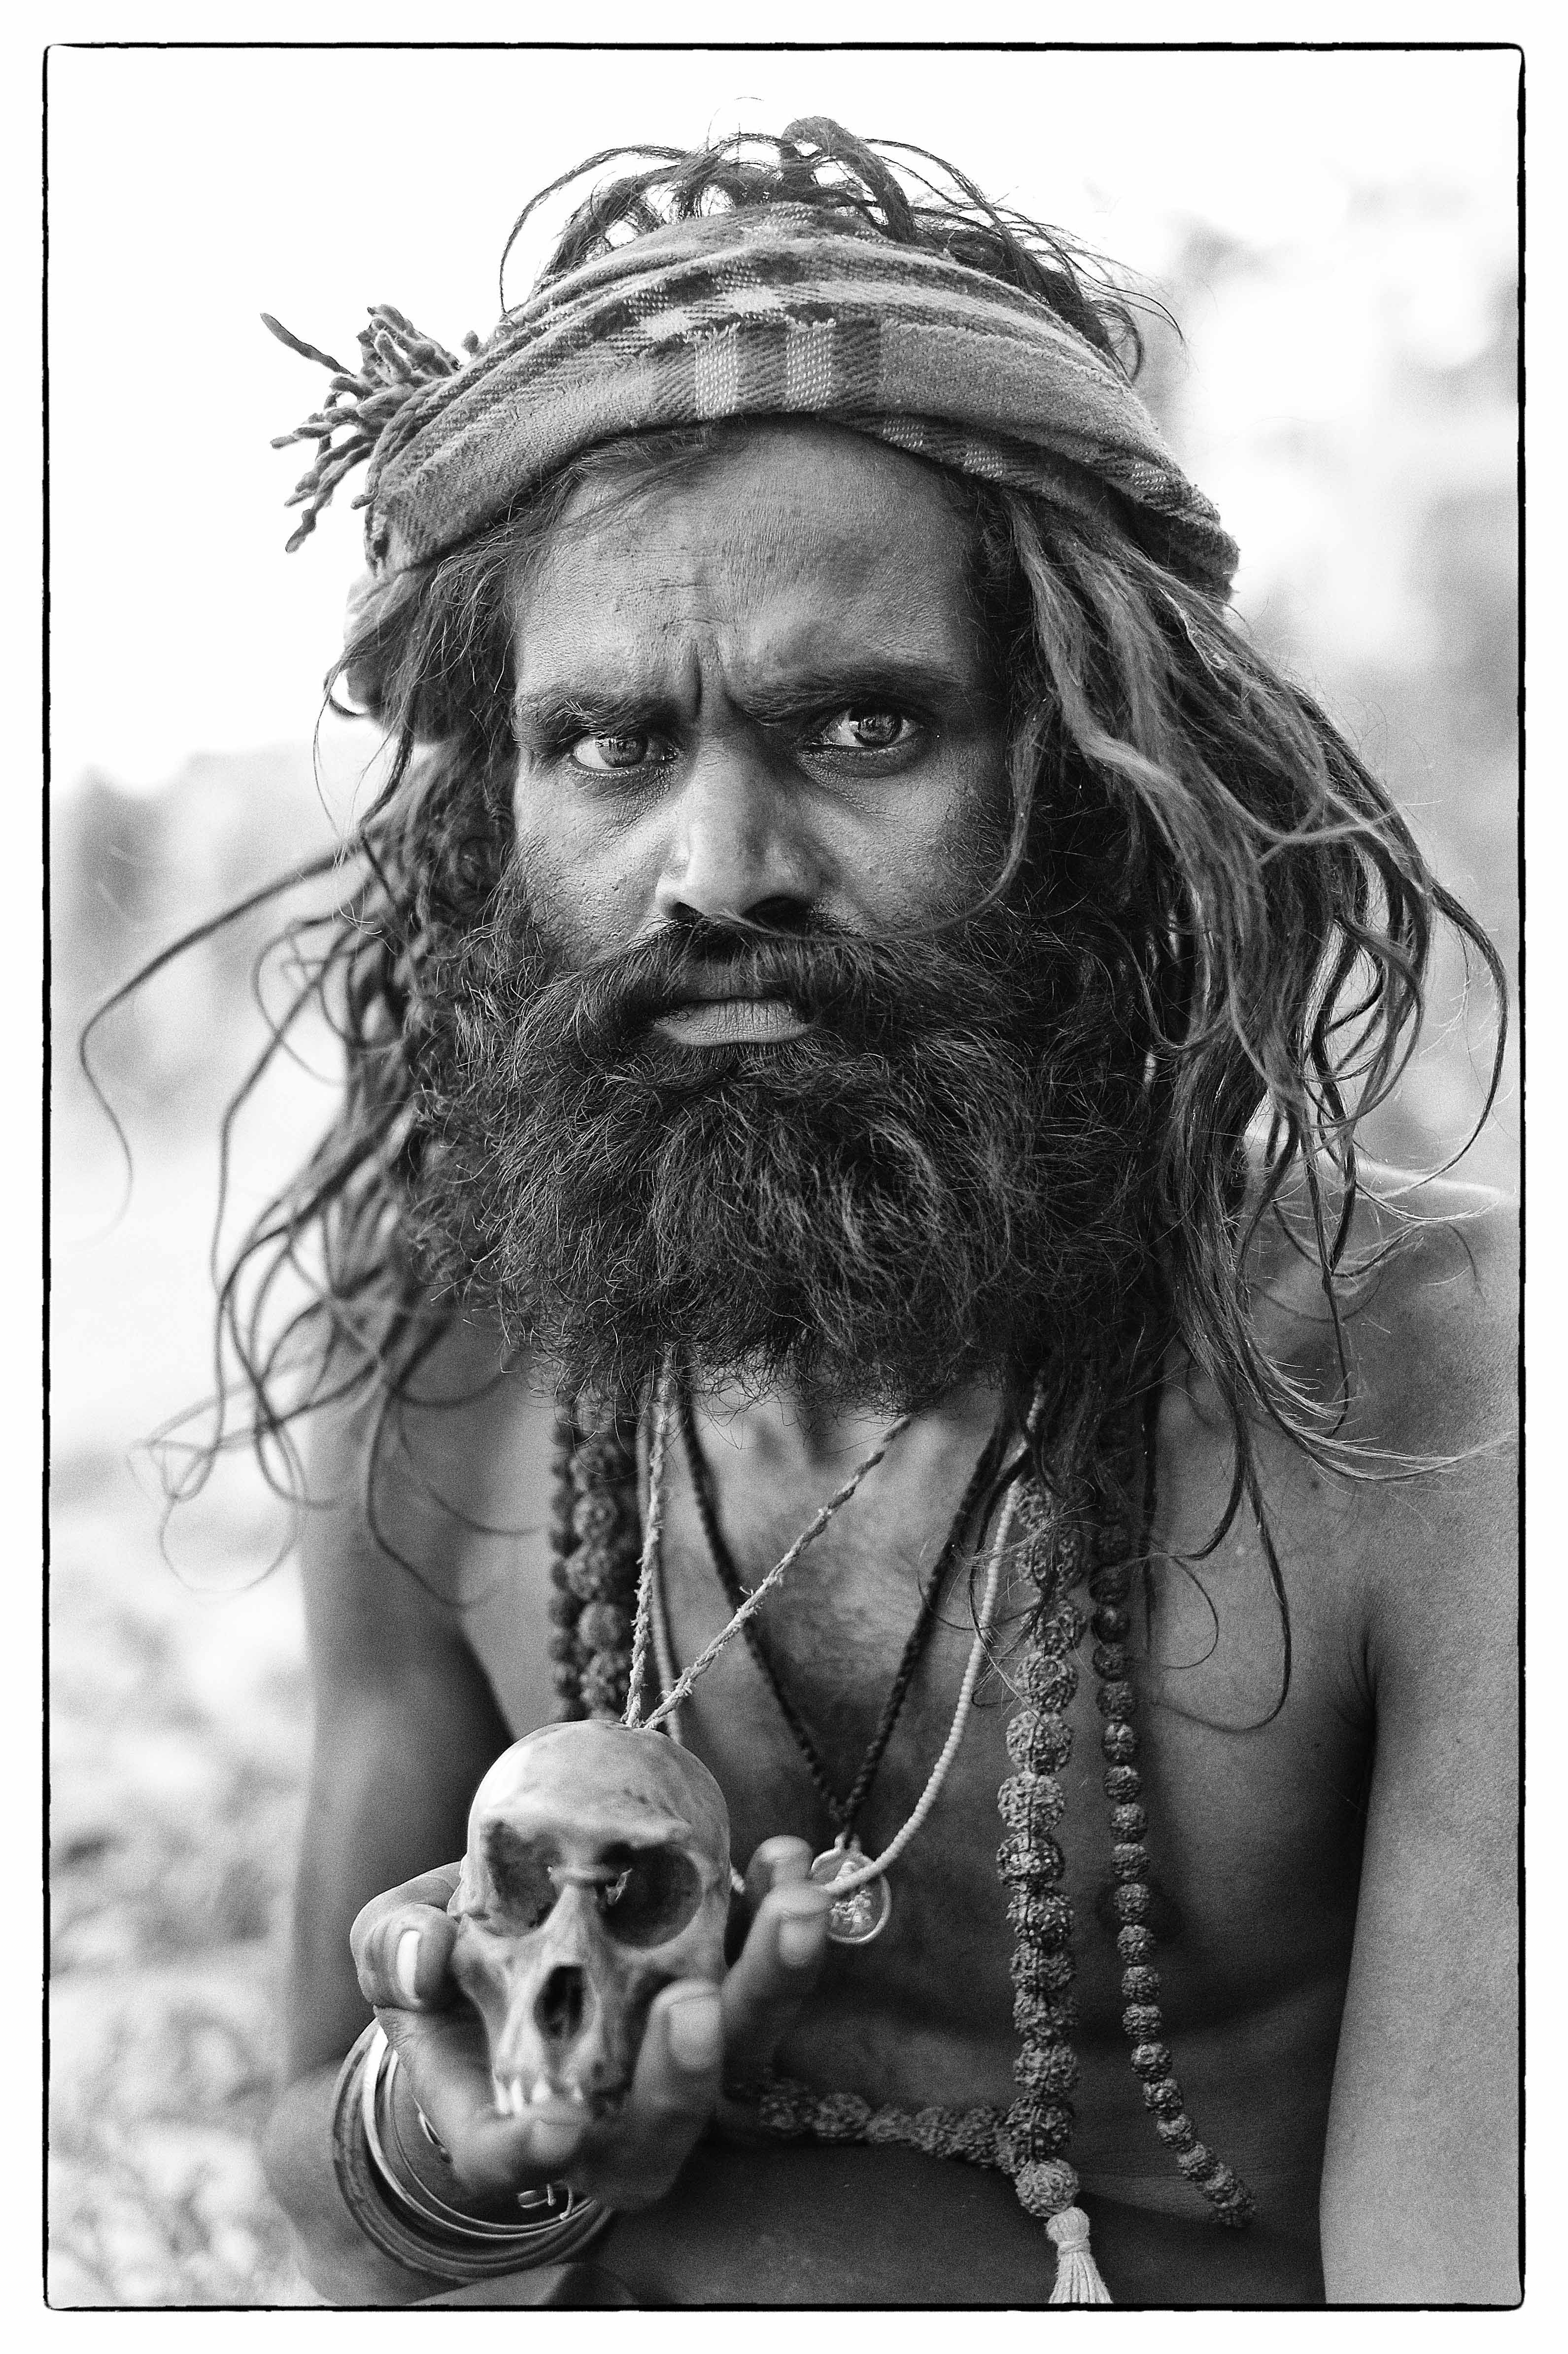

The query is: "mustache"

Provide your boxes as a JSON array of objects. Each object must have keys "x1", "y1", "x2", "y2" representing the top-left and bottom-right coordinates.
[{"x1": 509, "y1": 910, "x2": 1068, "y2": 1066}]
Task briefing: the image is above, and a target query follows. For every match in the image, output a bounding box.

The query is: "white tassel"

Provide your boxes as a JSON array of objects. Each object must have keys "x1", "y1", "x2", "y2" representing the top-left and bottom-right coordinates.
[{"x1": 1047, "y1": 2206, "x2": 1113, "y2": 2304}]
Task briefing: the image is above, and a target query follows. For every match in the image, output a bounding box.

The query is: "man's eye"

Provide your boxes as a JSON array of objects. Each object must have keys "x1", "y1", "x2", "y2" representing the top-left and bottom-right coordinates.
[
  {"x1": 813, "y1": 708, "x2": 918, "y2": 753},
  {"x1": 568, "y1": 732, "x2": 662, "y2": 773}
]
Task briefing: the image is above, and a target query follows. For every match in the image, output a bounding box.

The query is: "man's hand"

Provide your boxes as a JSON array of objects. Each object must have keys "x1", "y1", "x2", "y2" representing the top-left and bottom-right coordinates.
[{"x1": 349, "y1": 1835, "x2": 831, "y2": 2213}]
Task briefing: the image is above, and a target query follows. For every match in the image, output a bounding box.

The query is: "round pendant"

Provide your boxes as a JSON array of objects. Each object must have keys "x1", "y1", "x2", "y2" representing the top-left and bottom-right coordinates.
[{"x1": 809, "y1": 1843, "x2": 893, "y2": 1946}]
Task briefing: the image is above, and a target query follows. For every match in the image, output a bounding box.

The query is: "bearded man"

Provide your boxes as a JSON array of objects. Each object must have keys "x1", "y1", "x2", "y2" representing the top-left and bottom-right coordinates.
[{"x1": 240, "y1": 124, "x2": 1516, "y2": 2308}]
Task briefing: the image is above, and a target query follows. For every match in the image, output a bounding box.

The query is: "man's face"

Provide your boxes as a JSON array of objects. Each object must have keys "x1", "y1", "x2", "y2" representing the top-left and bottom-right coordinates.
[
  {"x1": 508, "y1": 422, "x2": 1010, "y2": 1016},
  {"x1": 408, "y1": 426, "x2": 1150, "y2": 1411}
]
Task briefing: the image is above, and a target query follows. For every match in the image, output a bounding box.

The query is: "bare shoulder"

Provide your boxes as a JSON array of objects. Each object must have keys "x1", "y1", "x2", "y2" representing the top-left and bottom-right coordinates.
[
  {"x1": 1247, "y1": 1160, "x2": 1518, "y2": 1458},
  {"x1": 1246, "y1": 1159, "x2": 1518, "y2": 1667},
  {"x1": 297, "y1": 1314, "x2": 561, "y2": 1665}
]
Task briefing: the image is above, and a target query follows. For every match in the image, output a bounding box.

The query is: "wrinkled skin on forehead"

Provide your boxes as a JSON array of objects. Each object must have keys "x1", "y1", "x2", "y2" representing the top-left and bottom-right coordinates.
[{"x1": 448, "y1": 1722, "x2": 732, "y2": 2118}]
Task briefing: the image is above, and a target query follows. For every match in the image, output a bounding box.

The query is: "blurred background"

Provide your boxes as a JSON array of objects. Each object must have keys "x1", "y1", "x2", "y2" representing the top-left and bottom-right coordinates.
[{"x1": 49, "y1": 45, "x2": 1519, "y2": 2306}]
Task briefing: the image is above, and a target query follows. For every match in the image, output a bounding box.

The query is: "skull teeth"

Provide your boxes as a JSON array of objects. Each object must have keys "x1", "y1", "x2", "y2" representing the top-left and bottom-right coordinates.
[{"x1": 495, "y1": 2074, "x2": 583, "y2": 2116}]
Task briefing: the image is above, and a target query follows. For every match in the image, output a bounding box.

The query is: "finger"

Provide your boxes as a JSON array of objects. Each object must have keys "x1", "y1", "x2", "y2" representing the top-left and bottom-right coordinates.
[
  {"x1": 743, "y1": 1835, "x2": 815, "y2": 1908},
  {"x1": 378, "y1": 2005, "x2": 593, "y2": 2194},
  {"x1": 642, "y1": 1980, "x2": 726, "y2": 2121},
  {"x1": 440, "y1": 2101, "x2": 592, "y2": 2194},
  {"x1": 576, "y1": 1980, "x2": 723, "y2": 2210},
  {"x1": 349, "y1": 1863, "x2": 463, "y2": 1973},
  {"x1": 721, "y1": 1879, "x2": 832, "y2": 2084},
  {"x1": 354, "y1": 1900, "x2": 459, "y2": 2010}
]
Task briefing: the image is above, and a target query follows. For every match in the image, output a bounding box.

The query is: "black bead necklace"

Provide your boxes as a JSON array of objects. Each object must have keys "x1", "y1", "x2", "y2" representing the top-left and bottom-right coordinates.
[{"x1": 675, "y1": 1376, "x2": 1010, "y2": 1848}]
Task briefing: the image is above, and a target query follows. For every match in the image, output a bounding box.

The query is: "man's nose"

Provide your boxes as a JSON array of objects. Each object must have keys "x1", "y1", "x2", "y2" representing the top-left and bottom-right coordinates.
[{"x1": 652, "y1": 744, "x2": 817, "y2": 929}]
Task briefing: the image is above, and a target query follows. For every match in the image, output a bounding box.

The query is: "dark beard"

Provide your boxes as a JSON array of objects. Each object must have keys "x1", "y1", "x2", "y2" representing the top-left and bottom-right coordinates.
[{"x1": 405, "y1": 879, "x2": 1157, "y2": 1413}]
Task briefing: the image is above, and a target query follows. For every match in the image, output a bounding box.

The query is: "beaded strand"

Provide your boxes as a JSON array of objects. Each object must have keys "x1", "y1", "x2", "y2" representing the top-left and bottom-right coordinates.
[
  {"x1": 1085, "y1": 1410, "x2": 1256, "y2": 2230},
  {"x1": 993, "y1": 1472, "x2": 1093, "y2": 2228},
  {"x1": 546, "y1": 1401, "x2": 585, "y2": 1719},
  {"x1": 547, "y1": 1391, "x2": 643, "y2": 1722}
]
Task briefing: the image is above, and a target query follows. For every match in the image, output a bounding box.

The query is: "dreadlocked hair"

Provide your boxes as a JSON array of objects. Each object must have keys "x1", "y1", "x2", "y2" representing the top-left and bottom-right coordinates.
[
  {"x1": 498, "y1": 117, "x2": 1154, "y2": 370},
  {"x1": 971, "y1": 490, "x2": 1505, "y2": 1532},
  {"x1": 96, "y1": 121, "x2": 1503, "y2": 1564}
]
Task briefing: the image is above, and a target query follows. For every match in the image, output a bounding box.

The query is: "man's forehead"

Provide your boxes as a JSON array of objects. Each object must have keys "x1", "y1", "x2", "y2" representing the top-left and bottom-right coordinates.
[{"x1": 511, "y1": 424, "x2": 986, "y2": 698}]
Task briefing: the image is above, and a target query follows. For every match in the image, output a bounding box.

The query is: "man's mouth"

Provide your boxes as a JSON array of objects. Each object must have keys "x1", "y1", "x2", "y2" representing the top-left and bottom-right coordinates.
[{"x1": 652, "y1": 995, "x2": 810, "y2": 1047}]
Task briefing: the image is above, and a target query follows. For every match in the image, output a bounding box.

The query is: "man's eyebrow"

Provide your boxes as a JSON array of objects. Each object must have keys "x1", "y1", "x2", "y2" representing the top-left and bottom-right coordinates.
[
  {"x1": 514, "y1": 658, "x2": 988, "y2": 739},
  {"x1": 731, "y1": 657, "x2": 987, "y2": 724},
  {"x1": 512, "y1": 684, "x2": 669, "y2": 740}
]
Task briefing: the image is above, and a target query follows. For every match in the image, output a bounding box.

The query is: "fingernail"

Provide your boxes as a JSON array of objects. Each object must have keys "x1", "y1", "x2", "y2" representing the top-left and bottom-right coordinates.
[
  {"x1": 395, "y1": 1929, "x2": 421, "y2": 2004},
  {"x1": 778, "y1": 1908, "x2": 825, "y2": 1969},
  {"x1": 667, "y1": 1990, "x2": 722, "y2": 2071}
]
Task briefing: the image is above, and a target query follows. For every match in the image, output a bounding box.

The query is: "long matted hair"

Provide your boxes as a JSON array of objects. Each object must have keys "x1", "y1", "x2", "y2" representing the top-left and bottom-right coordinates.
[{"x1": 94, "y1": 124, "x2": 1505, "y2": 1584}]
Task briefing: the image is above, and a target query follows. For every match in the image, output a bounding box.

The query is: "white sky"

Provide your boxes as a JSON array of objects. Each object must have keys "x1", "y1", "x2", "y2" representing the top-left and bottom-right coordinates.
[{"x1": 47, "y1": 43, "x2": 1518, "y2": 793}]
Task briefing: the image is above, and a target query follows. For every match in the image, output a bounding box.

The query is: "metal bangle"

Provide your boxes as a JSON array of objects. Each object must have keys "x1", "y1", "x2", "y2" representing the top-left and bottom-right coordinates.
[
  {"x1": 371, "y1": 2033, "x2": 601, "y2": 2248},
  {"x1": 329, "y1": 2025, "x2": 614, "y2": 2282}
]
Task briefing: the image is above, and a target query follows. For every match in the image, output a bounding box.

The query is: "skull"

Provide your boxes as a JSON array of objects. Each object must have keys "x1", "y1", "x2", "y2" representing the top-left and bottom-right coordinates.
[{"x1": 448, "y1": 1720, "x2": 731, "y2": 2120}]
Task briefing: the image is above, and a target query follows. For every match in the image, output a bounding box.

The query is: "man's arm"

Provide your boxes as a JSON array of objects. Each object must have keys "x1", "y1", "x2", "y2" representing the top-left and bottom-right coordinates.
[
  {"x1": 1319, "y1": 1197, "x2": 1519, "y2": 2303},
  {"x1": 259, "y1": 1357, "x2": 835, "y2": 2302},
  {"x1": 260, "y1": 1379, "x2": 520, "y2": 2303}
]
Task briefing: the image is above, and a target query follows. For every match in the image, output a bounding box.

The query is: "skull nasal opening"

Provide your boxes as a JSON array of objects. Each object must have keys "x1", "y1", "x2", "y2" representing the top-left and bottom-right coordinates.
[{"x1": 535, "y1": 1963, "x2": 589, "y2": 2052}]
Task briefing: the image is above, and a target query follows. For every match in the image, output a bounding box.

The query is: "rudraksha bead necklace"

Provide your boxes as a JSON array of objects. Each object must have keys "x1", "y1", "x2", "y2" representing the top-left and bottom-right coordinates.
[
  {"x1": 547, "y1": 1389, "x2": 644, "y2": 1724},
  {"x1": 1084, "y1": 1400, "x2": 1256, "y2": 2228}
]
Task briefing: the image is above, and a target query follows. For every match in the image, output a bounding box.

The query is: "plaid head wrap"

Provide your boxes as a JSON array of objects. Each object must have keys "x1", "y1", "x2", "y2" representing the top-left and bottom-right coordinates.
[{"x1": 270, "y1": 201, "x2": 1238, "y2": 601}]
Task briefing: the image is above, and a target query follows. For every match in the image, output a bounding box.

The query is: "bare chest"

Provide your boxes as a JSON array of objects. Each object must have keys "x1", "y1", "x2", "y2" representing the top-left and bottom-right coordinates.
[{"x1": 459, "y1": 1397, "x2": 1374, "y2": 2185}]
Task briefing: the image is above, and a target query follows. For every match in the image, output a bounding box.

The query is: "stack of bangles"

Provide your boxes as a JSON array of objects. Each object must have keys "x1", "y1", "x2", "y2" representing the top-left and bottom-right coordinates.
[{"x1": 330, "y1": 2022, "x2": 614, "y2": 2283}]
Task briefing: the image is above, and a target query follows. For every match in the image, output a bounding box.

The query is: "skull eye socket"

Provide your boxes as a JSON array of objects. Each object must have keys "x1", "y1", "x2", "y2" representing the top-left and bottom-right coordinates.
[
  {"x1": 482, "y1": 1825, "x2": 559, "y2": 1930},
  {"x1": 595, "y1": 1844, "x2": 705, "y2": 1948}
]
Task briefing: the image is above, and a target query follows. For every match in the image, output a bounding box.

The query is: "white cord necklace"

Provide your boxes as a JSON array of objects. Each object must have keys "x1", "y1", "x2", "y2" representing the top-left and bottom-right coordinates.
[
  {"x1": 802, "y1": 1474, "x2": 1020, "y2": 1939},
  {"x1": 625, "y1": 1355, "x2": 1025, "y2": 1944}
]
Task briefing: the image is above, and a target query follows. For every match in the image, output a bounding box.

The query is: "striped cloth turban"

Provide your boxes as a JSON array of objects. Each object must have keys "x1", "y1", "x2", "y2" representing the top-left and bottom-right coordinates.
[{"x1": 270, "y1": 202, "x2": 1238, "y2": 600}]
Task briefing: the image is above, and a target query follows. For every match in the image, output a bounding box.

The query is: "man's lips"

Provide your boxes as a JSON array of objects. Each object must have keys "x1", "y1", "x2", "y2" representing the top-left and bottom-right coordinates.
[{"x1": 652, "y1": 997, "x2": 810, "y2": 1046}]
